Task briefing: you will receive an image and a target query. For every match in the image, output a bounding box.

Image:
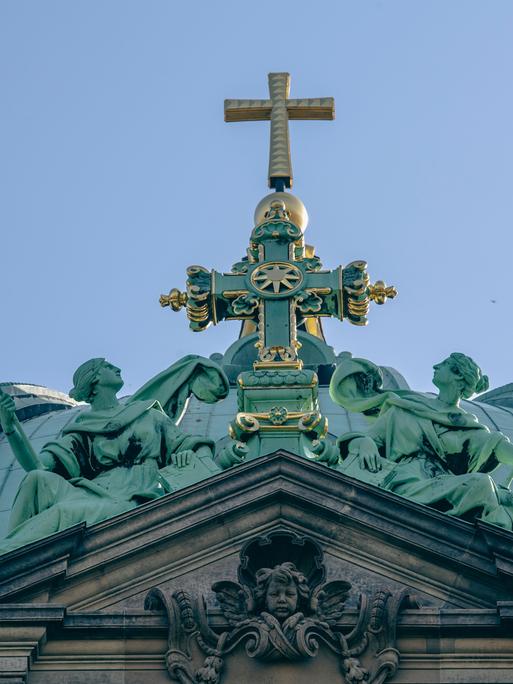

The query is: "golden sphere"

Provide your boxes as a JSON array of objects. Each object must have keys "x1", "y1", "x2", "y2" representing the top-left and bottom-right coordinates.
[{"x1": 254, "y1": 192, "x2": 309, "y2": 232}]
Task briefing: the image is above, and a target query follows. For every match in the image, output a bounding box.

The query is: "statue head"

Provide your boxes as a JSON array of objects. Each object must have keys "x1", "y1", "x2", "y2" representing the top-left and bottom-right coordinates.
[
  {"x1": 253, "y1": 562, "x2": 310, "y2": 622},
  {"x1": 69, "y1": 358, "x2": 123, "y2": 403},
  {"x1": 433, "y1": 353, "x2": 489, "y2": 399}
]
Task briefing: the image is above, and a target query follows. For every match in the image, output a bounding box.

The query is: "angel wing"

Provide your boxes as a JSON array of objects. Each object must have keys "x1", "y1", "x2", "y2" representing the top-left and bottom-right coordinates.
[
  {"x1": 312, "y1": 580, "x2": 352, "y2": 625},
  {"x1": 211, "y1": 580, "x2": 251, "y2": 626}
]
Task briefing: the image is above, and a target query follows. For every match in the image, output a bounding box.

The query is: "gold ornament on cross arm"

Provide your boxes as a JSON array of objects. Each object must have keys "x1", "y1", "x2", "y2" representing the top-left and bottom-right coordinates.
[
  {"x1": 368, "y1": 280, "x2": 398, "y2": 305},
  {"x1": 160, "y1": 288, "x2": 188, "y2": 311},
  {"x1": 225, "y1": 73, "x2": 335, "y2": 188}
]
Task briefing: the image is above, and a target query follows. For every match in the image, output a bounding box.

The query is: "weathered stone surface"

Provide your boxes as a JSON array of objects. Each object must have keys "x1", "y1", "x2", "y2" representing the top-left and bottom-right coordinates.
[
  {"x1": 0, "y1": 452, "x2": 512, "y2": 683},
  {"x1": 1, "y1": 452, "x2": 513, "y2": 609}
]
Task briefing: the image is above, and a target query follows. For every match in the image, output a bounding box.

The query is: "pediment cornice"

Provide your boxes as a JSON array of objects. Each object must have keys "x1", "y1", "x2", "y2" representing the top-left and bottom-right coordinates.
[{"x1": 0, "y1": 451, "x2": 512, "y2": 609}]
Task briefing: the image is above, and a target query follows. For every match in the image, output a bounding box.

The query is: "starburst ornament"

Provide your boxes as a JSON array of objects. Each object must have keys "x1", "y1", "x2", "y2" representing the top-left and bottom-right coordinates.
[{"x1": 251, "y1": 263, "x2": 303, "y2": 295}]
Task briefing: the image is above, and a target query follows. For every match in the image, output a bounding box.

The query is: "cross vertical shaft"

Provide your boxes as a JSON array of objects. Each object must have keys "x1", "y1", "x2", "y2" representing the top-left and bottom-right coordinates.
[{"x1": 268, "y1": 73, "x2": 292, "y2": 186}]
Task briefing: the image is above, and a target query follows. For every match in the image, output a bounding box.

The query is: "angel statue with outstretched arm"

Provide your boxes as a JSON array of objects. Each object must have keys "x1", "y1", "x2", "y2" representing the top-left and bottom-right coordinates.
[
  {"x1": 0, "y1": 354, "x2": 229, "y2": 554},
  {"x1": 325, "y1": 352, "x2": 513, "y2": 529}
]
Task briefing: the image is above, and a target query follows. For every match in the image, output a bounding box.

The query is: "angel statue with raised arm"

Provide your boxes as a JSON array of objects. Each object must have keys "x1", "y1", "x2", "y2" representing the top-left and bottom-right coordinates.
[{"x1": 0, "y1": 354, "x2": 229, "y2": 554}]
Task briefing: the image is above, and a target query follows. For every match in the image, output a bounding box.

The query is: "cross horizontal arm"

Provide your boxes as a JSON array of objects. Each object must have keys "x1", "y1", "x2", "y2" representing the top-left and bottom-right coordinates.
[
  {"x1": 224, "y1": 100, "x2": 272, "y2": 122},
  {"x1": 287, "y1": 98, "x2": 335, "y2": 120},
  {"x1": 224, "y1": 98, "x2": 335, "y2": 122}
]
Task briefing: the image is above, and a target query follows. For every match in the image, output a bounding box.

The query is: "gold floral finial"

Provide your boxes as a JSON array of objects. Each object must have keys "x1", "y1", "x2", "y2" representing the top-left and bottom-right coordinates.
[
  {"x1": 368, "y1": 281, "x2": 398, "y2": 305},
  {"x1": 159, "y1": 288, "x2": 188, "y2": 311}
]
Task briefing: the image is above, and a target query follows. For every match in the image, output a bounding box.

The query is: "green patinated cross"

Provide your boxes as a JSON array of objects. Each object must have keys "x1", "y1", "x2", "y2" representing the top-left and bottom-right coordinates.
[{"x1": 160, "y1": 200, "x2": 396, "y2": 369}]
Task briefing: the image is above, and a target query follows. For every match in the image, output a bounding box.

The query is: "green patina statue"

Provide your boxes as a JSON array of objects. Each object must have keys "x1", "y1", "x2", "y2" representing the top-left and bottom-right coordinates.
[
  {"x1": 326, "y1": 352, "x2": 513, "y2": 529},
  {"x1": 0, "y1": 355, "x2": 228, "y2": 553}
]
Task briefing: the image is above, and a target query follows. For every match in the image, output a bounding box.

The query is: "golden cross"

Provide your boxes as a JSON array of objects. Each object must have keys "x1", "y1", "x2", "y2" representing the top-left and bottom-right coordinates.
[{"x1": 225, "y1": 73, "x2": 335, "y2": 189}]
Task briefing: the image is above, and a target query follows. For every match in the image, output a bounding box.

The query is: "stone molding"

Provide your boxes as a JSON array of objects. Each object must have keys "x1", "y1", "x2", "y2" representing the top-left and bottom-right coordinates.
[
  {"x1": 0, "y1": 603, "x2": 512, "y2": 683},
  {"x1": 0, "y1": 452, "x2": 512, "y2": 611}
]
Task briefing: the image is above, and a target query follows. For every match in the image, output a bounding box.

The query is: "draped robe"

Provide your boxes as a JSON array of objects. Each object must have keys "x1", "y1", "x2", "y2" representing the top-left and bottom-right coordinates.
[
  {"x1": 331, "y1": 359, "x2": 513, "y2": 529},
  {"x1": 0, "y1": 355, "x2": 228, "y2": 554}
]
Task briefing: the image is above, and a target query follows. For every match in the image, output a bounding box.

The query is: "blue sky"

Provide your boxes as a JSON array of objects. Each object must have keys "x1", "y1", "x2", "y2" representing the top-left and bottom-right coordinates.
[{"x1": 1, "y1": 1, "x2": 512, "y2": 396}]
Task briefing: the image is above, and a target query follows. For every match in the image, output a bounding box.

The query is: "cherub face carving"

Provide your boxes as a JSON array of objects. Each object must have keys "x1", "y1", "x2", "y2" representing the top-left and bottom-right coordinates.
[
  {"x1": 254, "y1": 562, "x2": 310, "y2": 623},
  {"x1": 265, "y1": 577, "x2": 298, "y2": 620}
]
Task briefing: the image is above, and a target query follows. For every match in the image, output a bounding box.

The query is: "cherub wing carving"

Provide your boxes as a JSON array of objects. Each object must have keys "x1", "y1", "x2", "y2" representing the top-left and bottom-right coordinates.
[
  {"x1": 313, "y1": 580, "x2": 352, "y2": 625},
  {"x1": 211, "y1": 580, "x2": 251, "y2": 626}
]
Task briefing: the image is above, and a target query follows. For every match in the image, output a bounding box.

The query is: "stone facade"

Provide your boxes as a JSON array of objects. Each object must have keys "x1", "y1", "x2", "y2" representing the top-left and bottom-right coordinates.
[{"x1": 1, "y1": 451, "x2": 512, "y2": 683}]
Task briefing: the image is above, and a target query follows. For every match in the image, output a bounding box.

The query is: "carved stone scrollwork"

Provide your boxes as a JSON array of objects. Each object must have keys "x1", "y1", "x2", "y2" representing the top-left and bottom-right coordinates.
[
  {"x1": 146, "y1": 531, "x2": 416, "y2": 684},
  {"x1": 145, "y1": 587, "x2": 198, "y2": 684}
]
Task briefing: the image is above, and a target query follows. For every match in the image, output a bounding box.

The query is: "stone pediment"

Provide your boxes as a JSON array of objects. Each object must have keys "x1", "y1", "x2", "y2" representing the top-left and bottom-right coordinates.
[
  {"x1": 1, "y1": 451, "x2": 513, "y2": 683},
  {"x1": 1, "y1": 451, "x2": 512, "y2": 611}
]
